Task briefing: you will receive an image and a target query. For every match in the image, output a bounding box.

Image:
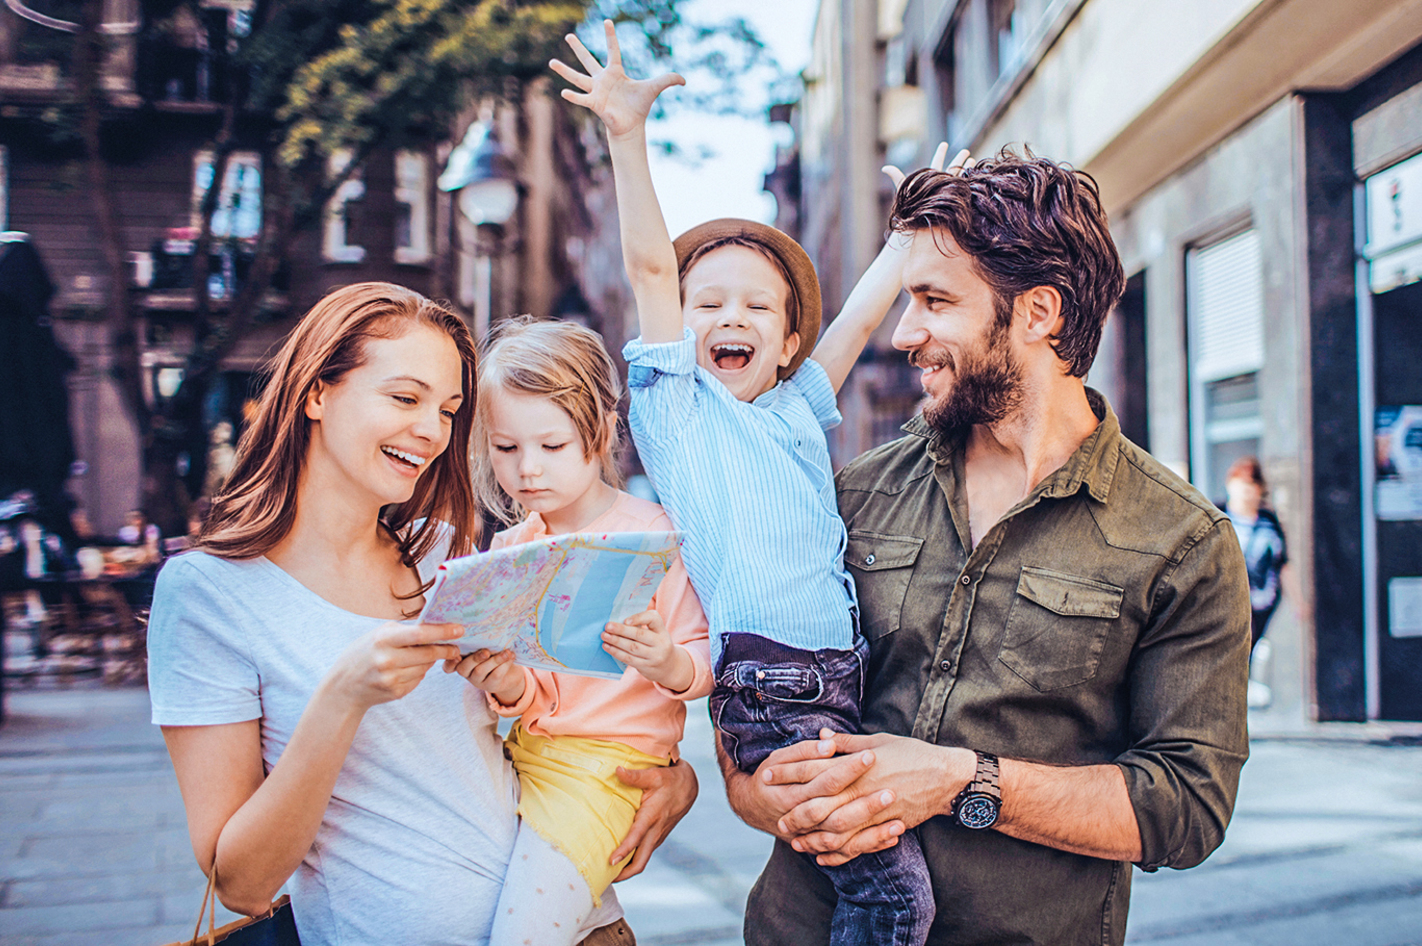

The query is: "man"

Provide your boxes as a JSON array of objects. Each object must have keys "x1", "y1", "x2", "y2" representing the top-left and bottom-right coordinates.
[{"x1": 719, "y1": 151, "x2": 1251, "y2": 945}]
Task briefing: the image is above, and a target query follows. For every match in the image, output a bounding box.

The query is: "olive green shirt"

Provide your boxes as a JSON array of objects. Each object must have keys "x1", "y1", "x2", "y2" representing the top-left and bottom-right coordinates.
[{"x1": 745, "y1": 391, "x2": 1250, "y2": 946}]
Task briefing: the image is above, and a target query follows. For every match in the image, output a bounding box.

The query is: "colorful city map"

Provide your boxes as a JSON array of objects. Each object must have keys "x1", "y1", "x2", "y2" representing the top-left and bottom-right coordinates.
[{"x1": 419, "y1": 531, "x2": 683, "y2": 679}]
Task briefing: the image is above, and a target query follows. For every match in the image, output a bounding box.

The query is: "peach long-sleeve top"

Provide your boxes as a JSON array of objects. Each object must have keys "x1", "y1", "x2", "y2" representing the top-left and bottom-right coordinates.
[{"x1": 488, "y1": 490, "x2": 712, "y2": 760}]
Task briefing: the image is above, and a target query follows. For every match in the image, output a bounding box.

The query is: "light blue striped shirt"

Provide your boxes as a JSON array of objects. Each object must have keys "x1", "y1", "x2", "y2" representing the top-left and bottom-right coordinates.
[{"x1": 624, "y1": 329, "x2": 856, "y2": 666}]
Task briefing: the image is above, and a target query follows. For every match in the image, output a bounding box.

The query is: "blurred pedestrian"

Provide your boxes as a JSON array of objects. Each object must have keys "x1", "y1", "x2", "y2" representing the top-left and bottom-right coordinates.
[{"x1": 1222, "y1": 457, "x2": 1300, "y2": 651}]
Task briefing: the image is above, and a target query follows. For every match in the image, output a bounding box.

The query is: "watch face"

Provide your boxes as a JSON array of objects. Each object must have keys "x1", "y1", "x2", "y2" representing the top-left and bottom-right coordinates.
[{"x1": 957, "y1": 794, "x2": 999, "y2": 829}]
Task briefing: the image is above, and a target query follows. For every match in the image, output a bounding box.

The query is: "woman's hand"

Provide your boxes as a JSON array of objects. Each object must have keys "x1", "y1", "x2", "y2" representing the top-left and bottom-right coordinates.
[
  {"x1": 323, "y1": 621, "x2": 463, "y2": 713},
  {"x1": 602, "y1": 610, "x2": 694, "y2": 692},
  {"x1": 447, "y1": 647, "x2": 527, "y2": 706},
  {"x1": 550, "y1": 19, "x2": 685, "y2": 140},
  {"x1": 608, "y1": 758, "x2": 699, "y2": 881}
]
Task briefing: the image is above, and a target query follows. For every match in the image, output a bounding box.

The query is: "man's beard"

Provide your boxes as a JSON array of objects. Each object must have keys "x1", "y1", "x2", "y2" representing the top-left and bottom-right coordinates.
[{"x1": 913, "y1": 315, "x2": 1024, "y2": 437}]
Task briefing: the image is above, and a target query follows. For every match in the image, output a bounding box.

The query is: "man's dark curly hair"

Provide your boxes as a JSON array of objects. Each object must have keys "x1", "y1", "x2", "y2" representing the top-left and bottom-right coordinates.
[{"x1": 888, "y1": 148, "x2": 1125, "y2": 377}]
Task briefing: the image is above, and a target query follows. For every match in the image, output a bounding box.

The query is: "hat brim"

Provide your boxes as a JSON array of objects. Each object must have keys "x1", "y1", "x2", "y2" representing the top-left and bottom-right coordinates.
[{"x1": 673, "y1": 218, "x2": 822, "y2": 381}]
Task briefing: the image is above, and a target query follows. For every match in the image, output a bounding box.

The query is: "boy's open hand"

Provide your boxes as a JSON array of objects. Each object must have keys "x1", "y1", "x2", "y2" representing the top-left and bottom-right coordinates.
[
  {"x1": 882, "y1": 143, "x2": 973, "y2": 191},
  {"x1": 603, "y1": 609, "x2": 694, "y2": 693},
  {"x1": 551, "y1": 19, "x2": 685, "y2": 139},
  {"x1": 448, "y1": 647, "x2": 526, "y2": 706}
]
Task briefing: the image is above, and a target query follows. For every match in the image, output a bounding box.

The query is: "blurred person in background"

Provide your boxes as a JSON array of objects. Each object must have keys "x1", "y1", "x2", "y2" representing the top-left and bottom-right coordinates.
[{"x1": 1222, "y1": 456, "x2": 1305, "y2": 708}]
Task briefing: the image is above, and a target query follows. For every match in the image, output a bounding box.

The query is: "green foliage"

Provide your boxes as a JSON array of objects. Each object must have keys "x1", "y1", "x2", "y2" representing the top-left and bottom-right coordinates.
[{"x1": 234, "y1": 0, "x2": 779, "y2": 170}]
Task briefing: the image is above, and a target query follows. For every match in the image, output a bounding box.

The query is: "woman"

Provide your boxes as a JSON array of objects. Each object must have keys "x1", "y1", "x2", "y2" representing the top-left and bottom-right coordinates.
[{"x1": 147, "y1": 283, "x2": 696, "y2": 944}]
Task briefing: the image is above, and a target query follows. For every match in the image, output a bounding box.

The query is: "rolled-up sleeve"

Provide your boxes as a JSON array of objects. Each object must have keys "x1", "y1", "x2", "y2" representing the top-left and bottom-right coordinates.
[
  {"x1": 623, "y1": 330, "x2": 699, "y2": 447},
  {"x1": 1118, "y1": 519, "x2": 1251, "y2": 871},
  {"x1": 786, "y1": 359, "x2": 842, "y2": 431}
]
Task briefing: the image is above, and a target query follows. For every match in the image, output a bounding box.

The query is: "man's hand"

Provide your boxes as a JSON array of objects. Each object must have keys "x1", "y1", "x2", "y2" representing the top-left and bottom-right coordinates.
[
  {"x1": 775, "y1": 731, "x2": 972, "y2": 865},
  {"x1": 551, "y1": 20, "x2": 685, "y2": 140},
  {"x1": 718, "y1": 732, "x2": 908, "y2": 865},
  {"x1": 609, "y1": 758, "x2": 698, "y2": 882}
]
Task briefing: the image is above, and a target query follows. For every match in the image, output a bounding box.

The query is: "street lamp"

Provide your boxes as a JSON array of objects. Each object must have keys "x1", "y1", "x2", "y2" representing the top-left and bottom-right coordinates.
[
  {"x1": 441, "y1": 121, "x2": 519, "y2": 225},
  {"x1": 440, "y1": 121, "x2": 520, "y2": 335}
]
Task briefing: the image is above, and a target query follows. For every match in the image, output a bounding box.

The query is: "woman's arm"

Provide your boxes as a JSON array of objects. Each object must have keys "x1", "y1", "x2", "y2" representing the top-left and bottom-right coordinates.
[
  {"x1": 162, "y1": 620, "x2": 462, "y2": 915},
  {"x1": 553, "y1": 21, "x2": 685, "y2": 344}
]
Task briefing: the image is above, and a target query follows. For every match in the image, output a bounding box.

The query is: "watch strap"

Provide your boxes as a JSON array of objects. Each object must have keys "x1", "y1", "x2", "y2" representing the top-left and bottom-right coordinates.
[{"x1": 968, "y1": 751, "x2": 1001, "y2": 800}]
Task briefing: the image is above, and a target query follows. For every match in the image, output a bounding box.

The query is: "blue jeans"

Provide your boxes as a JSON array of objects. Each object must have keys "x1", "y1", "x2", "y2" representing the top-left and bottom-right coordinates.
[{"x1": 711, "y1": 632, "x2": 934, "y2": 946}]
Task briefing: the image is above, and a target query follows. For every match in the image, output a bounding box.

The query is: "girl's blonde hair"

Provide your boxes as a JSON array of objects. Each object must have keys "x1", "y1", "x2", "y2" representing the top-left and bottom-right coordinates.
[{"x1": 473, "y1": 317, "x2": 625, "y2": 524}]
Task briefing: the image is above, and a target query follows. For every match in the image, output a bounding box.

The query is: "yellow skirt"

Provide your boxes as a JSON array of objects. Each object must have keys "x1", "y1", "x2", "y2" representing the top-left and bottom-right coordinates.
[{"x1": 504, "y1": 724, "x2": 669, "y2": 905}]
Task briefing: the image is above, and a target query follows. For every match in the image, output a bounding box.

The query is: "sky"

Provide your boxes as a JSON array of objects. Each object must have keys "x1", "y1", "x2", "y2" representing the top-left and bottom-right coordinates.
[{"x1": 643, "y1": 0, "x2": 819, "y2": 236}]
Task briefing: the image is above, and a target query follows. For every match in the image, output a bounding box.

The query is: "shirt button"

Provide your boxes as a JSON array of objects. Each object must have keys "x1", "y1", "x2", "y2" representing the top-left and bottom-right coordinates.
[
  {"x1": 939, "y1": 660, "x2": 952, "y2": 673},
  {"x1": 961, "y1": 574, "x2": 971, "y2": 585},
  {"x1": 865, "y1": 553, "x2": 876, "y2": 566}
]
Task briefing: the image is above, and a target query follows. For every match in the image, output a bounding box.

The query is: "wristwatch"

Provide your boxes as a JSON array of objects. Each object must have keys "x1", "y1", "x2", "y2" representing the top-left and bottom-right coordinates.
[{"x1": 951, "y1": 751, "x2": 1001, "y2": 830}]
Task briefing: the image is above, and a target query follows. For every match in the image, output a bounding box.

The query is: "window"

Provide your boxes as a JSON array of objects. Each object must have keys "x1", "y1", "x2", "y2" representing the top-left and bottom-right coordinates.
[
  {"x1": 988, "y1": 0, "x2": 1020, "y2": 78},
  {"x1": 1187, "y1": 228, "x2": 1265, "y2": 499},
  {"x1": 932, "y1": 24, "x2": 957, "y2": 138},
  {"x1": 394, "y1": 149, "x2": 431, "y2": 265},
  {"x1": 323, "y1": 149, "x2": 366, "y2": 264},
  {"x1": 191, "y1": 150, "x2": 262, "y2": 239}
]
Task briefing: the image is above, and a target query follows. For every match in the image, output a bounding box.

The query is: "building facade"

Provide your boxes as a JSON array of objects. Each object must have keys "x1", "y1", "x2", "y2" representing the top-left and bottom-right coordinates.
[
  {"x1": 776, "y1": 0, "x2": 1422, "y2": 723},
  {"x1": 0, "y1": 1, "x2": 625, "y2": 538}
]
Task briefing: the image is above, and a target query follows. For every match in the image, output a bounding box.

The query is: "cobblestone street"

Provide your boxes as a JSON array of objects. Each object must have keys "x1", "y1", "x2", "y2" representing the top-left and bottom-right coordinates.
[{"x1": 3, "y1": 684, "x2": 1422, "y2": 945}]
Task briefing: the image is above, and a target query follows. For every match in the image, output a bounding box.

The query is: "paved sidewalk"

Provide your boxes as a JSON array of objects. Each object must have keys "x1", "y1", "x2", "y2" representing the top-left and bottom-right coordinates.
[
  {"x1": 5, "y1": 684, "x2": 1422, "y2": 945},
  {"x1": 0, "y1": 686, "x2": 241, "y2": 946}
]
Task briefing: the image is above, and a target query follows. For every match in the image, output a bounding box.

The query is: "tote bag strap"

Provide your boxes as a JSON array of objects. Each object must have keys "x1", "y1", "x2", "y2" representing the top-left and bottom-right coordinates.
[{"x1": 188, "y1": 871, "x2": 217, "y2": 946}]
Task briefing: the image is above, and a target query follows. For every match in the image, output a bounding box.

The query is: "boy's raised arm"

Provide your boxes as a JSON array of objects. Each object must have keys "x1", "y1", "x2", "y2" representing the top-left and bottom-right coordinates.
[
  {"x1": 553, "y1": 22, "x2": 685, "y2": 345},
  {"x1": 811, "y1": 145, "x2": 967, "y2": 394}
]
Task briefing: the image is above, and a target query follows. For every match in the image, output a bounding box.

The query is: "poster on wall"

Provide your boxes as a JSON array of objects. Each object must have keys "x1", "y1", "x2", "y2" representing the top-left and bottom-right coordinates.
[{"x1": 1377, "y1": 406, "x2": 1422, "y2": 520}]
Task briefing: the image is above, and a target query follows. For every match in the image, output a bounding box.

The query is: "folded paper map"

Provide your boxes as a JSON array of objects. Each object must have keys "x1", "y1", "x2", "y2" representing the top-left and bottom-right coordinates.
[{"x1": 419, "y1": 531, "x2": 683, "y2": 679}]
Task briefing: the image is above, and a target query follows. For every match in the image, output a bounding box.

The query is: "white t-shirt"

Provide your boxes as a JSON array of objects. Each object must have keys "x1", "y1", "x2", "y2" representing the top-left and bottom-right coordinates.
[{"x1": 147, "y1": 544, "x2": 620, "y2": 945}]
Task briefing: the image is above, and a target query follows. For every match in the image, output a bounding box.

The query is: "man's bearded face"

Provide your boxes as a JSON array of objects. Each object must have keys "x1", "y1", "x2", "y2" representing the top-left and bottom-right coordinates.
[{"x1": 911, "y1": 298, "x2": 1025, "y2": 436}]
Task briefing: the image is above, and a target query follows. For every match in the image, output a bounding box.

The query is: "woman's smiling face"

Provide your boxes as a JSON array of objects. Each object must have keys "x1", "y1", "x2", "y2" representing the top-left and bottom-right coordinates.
[
  {"x1": 303, "y1": 324, "x2": 465, "y2": 509},
  {"x1": 682, "y1": 244, "x2": 800, "y2": 402}
]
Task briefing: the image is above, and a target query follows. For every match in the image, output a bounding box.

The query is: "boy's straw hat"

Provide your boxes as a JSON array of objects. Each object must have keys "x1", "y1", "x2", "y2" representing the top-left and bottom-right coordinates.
[{"x1": 673, "y1": 218, "x2": 822, "y2": 381}]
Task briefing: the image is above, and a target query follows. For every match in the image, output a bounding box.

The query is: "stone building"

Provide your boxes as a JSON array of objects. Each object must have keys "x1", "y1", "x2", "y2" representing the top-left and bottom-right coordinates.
[
  {"x1": 0, "y1": 0, "x2": 625, "y2": 537},
  {"x1": 774, "y1": 0, "x2": 1422, "y2": 723}
]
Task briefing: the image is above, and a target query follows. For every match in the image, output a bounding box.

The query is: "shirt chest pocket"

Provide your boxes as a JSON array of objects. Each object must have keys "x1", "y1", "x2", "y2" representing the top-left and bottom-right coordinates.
[
  {"x1": 845, "y1": 531, "x2": 924, "y2": 640},
  {"x1": 998, "y1": 566, "x2": 1124, "y2": 692}
]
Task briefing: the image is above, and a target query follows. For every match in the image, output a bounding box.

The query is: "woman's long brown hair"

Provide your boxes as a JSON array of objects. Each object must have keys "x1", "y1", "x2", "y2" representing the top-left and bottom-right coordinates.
[{"x1": 199, "y1": 282, "x2": 479, "y2": 566}]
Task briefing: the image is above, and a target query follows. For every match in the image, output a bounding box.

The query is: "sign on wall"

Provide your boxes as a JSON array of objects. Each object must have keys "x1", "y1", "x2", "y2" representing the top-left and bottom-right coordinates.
[
  {"x1": 1367, "y1": 151, "x2": 1422, "y2": 294},
  {"x1": 1377, "y1": 406, "x2": 1422, "y2": 521}
]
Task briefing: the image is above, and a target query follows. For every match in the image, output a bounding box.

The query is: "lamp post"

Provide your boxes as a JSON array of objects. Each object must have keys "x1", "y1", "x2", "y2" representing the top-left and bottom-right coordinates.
[{"x1": 439, "y1": 121, "x2": 520, "y2": 338}]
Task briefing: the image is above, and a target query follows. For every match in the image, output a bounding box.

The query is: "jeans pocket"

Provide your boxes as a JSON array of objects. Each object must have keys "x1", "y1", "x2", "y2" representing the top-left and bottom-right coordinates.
[{"x1": 725, "y1": 661, "x2": 825, "y2": 703}]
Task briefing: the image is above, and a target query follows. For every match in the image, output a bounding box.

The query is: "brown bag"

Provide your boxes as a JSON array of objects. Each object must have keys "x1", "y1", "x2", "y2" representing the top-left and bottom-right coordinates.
[{"x1": 160, "y1": 871, "x2": 299, "y2": 946}]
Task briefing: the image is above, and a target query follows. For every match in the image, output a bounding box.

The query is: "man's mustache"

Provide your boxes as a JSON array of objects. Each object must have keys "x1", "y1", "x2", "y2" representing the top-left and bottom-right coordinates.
[{"x1": 908, "y1": 346, "x2": 953, "y2": 372}]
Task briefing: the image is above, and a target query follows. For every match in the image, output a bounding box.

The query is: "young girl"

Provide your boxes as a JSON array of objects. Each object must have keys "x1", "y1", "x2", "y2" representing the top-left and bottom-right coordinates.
[{"x1": 453, "y1": 316, "x2": 712, "y2": 946}]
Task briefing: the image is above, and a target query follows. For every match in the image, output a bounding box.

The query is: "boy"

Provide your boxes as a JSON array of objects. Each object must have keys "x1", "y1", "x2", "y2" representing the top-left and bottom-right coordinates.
[{"x1": 554, "y1": 21, "x2": 960, "y2": 946}]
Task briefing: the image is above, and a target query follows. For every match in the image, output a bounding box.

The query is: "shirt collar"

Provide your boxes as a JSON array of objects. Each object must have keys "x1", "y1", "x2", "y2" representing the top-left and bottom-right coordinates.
[{"x1": 902, "y1": 387, "x2": 1123, "y2": 505}]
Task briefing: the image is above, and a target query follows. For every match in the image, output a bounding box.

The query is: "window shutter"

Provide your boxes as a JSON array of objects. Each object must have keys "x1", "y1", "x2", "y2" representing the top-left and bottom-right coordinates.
[{"x1": 1189, "y1": 228, "x2": 1264, "y2": 382}]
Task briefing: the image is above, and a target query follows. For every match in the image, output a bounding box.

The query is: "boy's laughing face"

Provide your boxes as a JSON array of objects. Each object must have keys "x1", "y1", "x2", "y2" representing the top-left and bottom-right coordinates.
[{"x1": 682, "y1": 244, "x2": 800, "y2": 402}]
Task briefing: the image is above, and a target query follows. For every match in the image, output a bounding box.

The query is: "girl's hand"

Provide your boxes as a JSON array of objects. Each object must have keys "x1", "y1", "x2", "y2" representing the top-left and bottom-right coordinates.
[
  {"x1": 550, "y1": 19, "x2": 685, "y2": 140},
  {"x1": 324, "y1": 621, "x2": 463, "y2": 712},
  {"x1": 603, "y1": 609, "x2": 694, "y2": 692},
  {"x1": 448, "y1": 648, "x2": 526, "y2": 706},
  {"x1": 882, "y1": 143, "x2": 972, "y2": 191}
]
